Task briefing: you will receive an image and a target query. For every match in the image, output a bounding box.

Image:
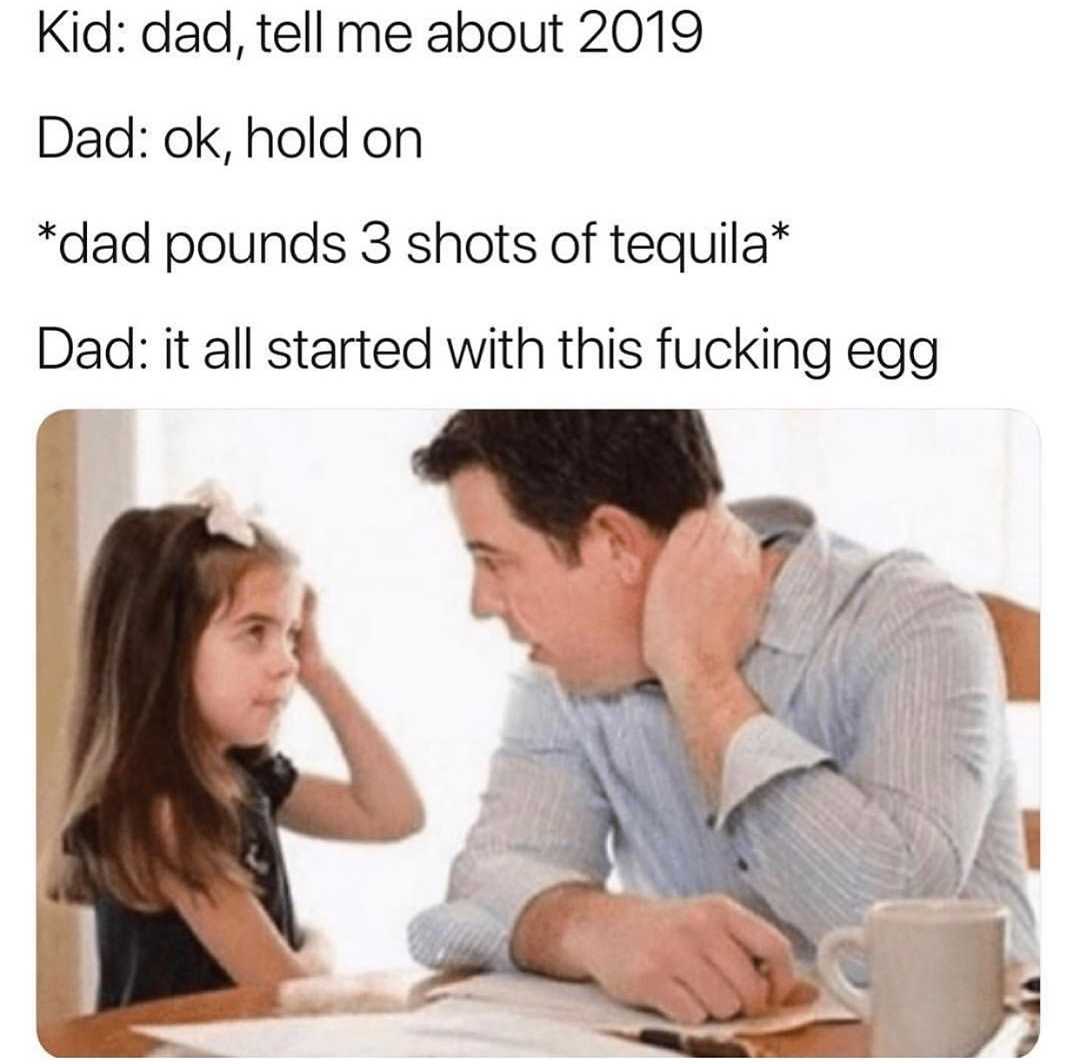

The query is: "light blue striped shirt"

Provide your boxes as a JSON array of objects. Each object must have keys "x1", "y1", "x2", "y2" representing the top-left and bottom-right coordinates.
[{"x1": 409, "y1": 498, "x2": 1039, "y2": 971}]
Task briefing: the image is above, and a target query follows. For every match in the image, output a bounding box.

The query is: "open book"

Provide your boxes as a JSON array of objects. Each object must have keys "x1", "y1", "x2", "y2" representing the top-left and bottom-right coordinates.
[
  {"x1": 135, "y1": 967, "x2": 855, "y2": 1056},
  {"x1": 428, "y1": 969, "x2": 855, "y2": 1043}
]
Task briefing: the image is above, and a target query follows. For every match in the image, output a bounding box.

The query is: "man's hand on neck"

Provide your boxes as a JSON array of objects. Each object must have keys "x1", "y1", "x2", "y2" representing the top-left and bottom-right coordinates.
[{"x1": 642, "y1": 505, "x2": 784, "y2": 805}]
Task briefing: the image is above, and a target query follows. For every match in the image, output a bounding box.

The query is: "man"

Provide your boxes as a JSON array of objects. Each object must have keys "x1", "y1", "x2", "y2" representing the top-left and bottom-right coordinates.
[{"x1": 407, "y1": 411, "x2": 1038, "y2": 1025}]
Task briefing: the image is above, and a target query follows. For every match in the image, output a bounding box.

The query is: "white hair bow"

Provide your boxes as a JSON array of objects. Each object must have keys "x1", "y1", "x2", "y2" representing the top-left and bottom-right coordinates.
[{"x1": 186, "y1": 480, "x2": 258, "y2": 548}]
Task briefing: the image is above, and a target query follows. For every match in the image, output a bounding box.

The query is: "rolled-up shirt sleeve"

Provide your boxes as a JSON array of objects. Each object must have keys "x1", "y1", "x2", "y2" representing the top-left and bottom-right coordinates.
[
  {"x1": 408, "y1": 672, "x2": 613, "y2": 971},
  {"x1": 713, "y1": 576, "x2": 1009, "y2": 947},
  {"x1": 717, "y1": 715, "x2": 833, "y2": 821}
]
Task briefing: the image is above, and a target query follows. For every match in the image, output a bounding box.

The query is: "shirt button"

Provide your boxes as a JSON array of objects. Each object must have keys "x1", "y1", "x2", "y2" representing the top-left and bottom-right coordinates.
[{"x1": 736, "y1": 858, "x2": 749, "y2": 872}]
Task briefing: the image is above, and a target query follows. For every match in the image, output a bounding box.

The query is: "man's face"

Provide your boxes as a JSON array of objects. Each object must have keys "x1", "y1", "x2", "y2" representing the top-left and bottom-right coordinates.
[{"x1": 448, "y1": 466, "x2": 653, "y2": 694}]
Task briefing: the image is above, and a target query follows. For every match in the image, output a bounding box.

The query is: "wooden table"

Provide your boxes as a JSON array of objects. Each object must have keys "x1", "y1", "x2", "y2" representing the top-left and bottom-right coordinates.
[
  {"x1": 40, "y1": 984, "x2": 280, "y2": 1056},
  {"x1": 39, "y1": 975, "x2": 870, "y2": 1057}
]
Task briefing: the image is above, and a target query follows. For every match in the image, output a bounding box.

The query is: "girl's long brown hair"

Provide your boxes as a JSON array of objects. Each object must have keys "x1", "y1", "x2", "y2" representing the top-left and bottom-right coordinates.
[{"x1": 44, "y1": 504, "x2": 296, "y2": 910}]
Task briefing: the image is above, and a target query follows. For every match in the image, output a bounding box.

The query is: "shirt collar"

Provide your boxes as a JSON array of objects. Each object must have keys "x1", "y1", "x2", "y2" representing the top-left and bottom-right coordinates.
[{"x1": 730, "y1": 496, "x2": 846, "y2": 656}]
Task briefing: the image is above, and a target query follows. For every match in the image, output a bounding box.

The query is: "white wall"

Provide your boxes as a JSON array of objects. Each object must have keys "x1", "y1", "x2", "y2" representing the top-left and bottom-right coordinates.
[{"x1": 129, "y1": 409, "x2": 1039, "y2": 972}]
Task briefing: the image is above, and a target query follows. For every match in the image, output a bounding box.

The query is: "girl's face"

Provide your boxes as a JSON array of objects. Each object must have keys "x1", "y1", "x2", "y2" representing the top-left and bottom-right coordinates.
[{"x1": 192, "y1": 563, "x2": 303, "y2": 752}]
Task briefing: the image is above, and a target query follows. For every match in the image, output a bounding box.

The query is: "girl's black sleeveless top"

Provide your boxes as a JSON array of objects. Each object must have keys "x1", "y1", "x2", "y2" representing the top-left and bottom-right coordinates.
[{"x1": 75, "y1": 750, "x2": 300, "y2": 1010}]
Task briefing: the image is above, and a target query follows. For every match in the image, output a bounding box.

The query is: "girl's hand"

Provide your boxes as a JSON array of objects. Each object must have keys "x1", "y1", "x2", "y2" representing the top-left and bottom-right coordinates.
[
  {"x1": 296, "y1": 586, "x2": 333, "y2": 689},
  {"x1": 281, "y1": 587, "x2": 425, "y2": 842},
  {"x1": 296, "y1": 923, "x2": 336, "y2": 976}
]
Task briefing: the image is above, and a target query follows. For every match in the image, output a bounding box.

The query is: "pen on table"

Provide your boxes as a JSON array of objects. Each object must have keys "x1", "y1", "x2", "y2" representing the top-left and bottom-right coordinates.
[{"x1": 636, "y1": 1028, "x2": 751, "y2": 1057}]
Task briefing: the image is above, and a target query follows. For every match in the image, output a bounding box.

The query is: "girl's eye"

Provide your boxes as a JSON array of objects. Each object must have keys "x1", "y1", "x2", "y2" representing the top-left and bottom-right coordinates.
[{"x1": 244, "y1": 624, "x2": 266, "y2": 645}]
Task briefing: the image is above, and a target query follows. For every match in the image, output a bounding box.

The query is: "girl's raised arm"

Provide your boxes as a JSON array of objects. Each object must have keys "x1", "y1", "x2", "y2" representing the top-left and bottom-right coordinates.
[{"x1": 278, "y1": 589, "x2": 425, "y2": 841}]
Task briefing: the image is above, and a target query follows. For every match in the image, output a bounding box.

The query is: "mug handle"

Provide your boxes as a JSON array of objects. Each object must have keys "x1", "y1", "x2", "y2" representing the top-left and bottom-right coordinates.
[{"x1": 816, "y1": 926, "x2": 871, "y2": 1019}]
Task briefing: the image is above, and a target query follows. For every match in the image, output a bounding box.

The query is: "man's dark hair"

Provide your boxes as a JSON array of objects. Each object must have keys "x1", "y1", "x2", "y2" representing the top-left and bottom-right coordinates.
[{"x1": 412, "y1": 410, "x2": 723, "y2": 553}]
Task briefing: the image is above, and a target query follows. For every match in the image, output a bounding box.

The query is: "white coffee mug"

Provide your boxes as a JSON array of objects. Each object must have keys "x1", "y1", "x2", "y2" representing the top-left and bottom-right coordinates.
[{"x1": 817, "y1": 899, "x2": 1007, "y2": 1057}]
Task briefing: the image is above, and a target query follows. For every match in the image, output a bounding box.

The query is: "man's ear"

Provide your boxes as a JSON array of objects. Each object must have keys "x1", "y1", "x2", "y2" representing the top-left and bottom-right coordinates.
[{"x1": 584, "y1": 505, "x2": 655, "y2": 585}]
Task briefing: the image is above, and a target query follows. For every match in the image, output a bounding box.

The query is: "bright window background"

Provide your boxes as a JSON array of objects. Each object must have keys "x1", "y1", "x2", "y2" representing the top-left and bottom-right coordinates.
[{"x1": 124, "y1": 409, "x2": 1039, "y2": 973}]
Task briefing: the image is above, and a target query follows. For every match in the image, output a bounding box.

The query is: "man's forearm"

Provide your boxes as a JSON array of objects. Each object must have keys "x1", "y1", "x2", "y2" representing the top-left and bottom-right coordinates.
[
  {"x1": 665, "y1": 670, "x2": 763, "y2": 807},
  {"x1": 510, "y1": 883, "x2": 620, "y2": 980},
  {"x1": 511, "y1": 883, "x2": 801, "y2": 1024}
]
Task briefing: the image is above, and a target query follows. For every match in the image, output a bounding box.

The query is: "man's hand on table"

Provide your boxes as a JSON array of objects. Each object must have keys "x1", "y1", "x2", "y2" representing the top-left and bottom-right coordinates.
[
  {"x1": 514, "y1": 887, "x2": 800, "y2": 1026},
  {"x1": 643, "y1": 506, "x2": 769, "y2": 794}
]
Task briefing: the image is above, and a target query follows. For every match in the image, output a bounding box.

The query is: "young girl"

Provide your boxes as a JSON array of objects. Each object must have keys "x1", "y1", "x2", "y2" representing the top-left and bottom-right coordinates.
[{"x1": 46, "y1": 483, "x2": 425, "y2": 1009}]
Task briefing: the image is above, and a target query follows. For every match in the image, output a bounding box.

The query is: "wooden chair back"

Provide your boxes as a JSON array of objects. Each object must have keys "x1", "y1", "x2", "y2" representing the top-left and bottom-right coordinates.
[{"x1": 980, "y1": 593, "x2": 1040, "y2": 869}]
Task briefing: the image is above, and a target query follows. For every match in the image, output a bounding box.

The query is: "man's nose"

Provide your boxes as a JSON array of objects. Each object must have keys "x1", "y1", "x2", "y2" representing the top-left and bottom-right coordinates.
[{"x1": 470, "y1": 575, "x2": 504, "y2": 620}]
